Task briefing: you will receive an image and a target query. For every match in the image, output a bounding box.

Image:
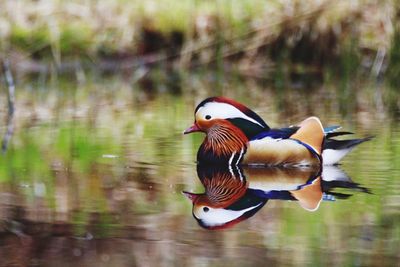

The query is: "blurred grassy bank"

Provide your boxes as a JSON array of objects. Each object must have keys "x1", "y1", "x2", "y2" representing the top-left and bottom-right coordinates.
[{"x1": 0, "y1": 0, "x2": 399, "y2": 81}]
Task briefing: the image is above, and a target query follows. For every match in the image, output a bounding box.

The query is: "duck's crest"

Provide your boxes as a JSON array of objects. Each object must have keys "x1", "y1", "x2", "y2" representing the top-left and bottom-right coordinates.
[{"x1": 196, "y1": 97, "x2": 269, "y2": 129}]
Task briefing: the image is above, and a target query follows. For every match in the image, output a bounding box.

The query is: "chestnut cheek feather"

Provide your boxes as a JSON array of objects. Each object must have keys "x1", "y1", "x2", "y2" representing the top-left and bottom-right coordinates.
[
  {"x1": 201, "y1": 173, "x2": 248, "y2": 208},
  {"x1": 202, "y1": 122, "x2": 249, "y2": 159},
  {"x1": 196, "y1": 119, "x2": 213, "y2": 130}
]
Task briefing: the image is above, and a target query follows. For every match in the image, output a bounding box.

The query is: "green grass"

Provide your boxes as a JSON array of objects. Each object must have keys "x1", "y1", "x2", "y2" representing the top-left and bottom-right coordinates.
[{"x1": 0, "y1": 0, "x2": 397, "y2": 76}]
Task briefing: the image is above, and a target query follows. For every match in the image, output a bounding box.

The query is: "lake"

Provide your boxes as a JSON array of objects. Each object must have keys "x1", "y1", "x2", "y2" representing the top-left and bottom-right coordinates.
[{"x1": 0, "y1": 71, "x2": 398, "y2": 266}]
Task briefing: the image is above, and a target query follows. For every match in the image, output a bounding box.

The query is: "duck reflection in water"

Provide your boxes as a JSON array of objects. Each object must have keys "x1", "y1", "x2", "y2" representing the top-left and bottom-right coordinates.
[{"x1": 183, "y1": 165, "x2": 370, "y2": 230}]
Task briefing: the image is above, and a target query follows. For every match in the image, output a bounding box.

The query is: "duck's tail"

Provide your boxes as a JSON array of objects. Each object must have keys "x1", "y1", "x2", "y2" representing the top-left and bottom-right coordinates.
[
  {"x1": 322, "y1": 134, "x2": 373, "y2": 165},
  {"x1": 289, "y1": 119, "x2": 371, "y2": 165}
]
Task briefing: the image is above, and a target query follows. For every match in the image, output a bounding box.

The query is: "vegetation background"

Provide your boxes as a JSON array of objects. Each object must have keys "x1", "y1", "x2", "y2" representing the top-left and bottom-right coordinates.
[{"x1": 0, "y1": 0, "x2": 399, "y2": 82}]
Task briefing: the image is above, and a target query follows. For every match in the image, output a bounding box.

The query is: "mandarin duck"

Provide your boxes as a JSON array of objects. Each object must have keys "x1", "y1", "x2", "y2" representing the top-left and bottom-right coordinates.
[
  {"x1": 184, "y1": 97, "x2": 371, "y2": 166},
  {"x1": 183, "y1": 165, "x2": 369, "y2": 230}
]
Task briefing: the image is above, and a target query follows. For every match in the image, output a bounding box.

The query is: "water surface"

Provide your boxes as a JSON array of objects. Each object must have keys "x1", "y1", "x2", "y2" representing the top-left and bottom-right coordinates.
[{"x1": 0, "y1": 73, "x2": 398, "y2": 266}]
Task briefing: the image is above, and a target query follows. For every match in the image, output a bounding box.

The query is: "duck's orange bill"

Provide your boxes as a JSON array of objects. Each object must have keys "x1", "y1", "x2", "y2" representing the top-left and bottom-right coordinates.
[{"x1": 183, "y1": 123, "x2": 201, "y2": 134}]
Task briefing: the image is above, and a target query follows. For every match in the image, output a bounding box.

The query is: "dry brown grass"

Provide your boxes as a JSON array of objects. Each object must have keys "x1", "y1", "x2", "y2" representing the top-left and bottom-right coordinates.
[{"x1": 0, "y1": 0, "x2": 396, "y2": 73}]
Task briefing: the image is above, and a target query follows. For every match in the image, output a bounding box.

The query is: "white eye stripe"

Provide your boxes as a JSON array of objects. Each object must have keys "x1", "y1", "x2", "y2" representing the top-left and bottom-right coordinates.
[
  {"x1": 196, "y1": 102, "x2": 263, "y2": 127},
  {"x1": 194, "y1": 203, "x2": 262, "y2": 227}
]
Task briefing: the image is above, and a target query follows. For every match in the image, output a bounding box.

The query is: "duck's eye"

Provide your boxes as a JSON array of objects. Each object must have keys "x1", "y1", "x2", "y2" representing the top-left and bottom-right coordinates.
[
  {"x1": 205, "y1": 115, "x2": 211, "y2": 120},
  {"x1": 203, "y1": 207, "x2": 209, "y2": 212}
]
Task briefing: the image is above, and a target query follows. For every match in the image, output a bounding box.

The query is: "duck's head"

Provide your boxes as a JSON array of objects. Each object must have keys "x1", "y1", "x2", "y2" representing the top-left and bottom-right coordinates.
[
  {"x1": 182, "y1": 165, "x2": 266, "y2": 230},
  {"x1": 184, "y1": 97, "x2": 269, "y2": 139},
  {"x1": 182, "y1": 191, "x2": 266, "y2": 230}
]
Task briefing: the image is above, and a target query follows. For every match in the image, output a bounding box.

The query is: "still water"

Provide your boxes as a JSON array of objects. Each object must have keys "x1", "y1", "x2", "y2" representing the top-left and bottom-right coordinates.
[{"x1": 0, "y1": 72, "x2": 398, "y2": 266}]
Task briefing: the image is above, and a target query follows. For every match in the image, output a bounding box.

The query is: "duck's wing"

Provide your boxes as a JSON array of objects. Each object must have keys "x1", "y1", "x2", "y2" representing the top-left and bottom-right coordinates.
[
  {"x1": 251, "y1": 124, "x2": 349, "y2": 141},
  {"x1": 325, "y1": 131, "x2": 354, "y2": 138},
  {"x1": 324, "y1": 125, "x2": 341, "y2": 134},
  {"x1": 254, "y1": 117, "x2": 325, "y2": 155},
  {"x1": 247, "y1": 119, "x2": 371, "y2": 166},
  {"x1": 244, "y1": 118, "x2": 323, "y2": 166},
  {"x1": 290, "y1": 117, "x2": 325, "y2": 155},
  {"x1": 251, "y1": 127, "x2": 299, "y2": 140}
]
